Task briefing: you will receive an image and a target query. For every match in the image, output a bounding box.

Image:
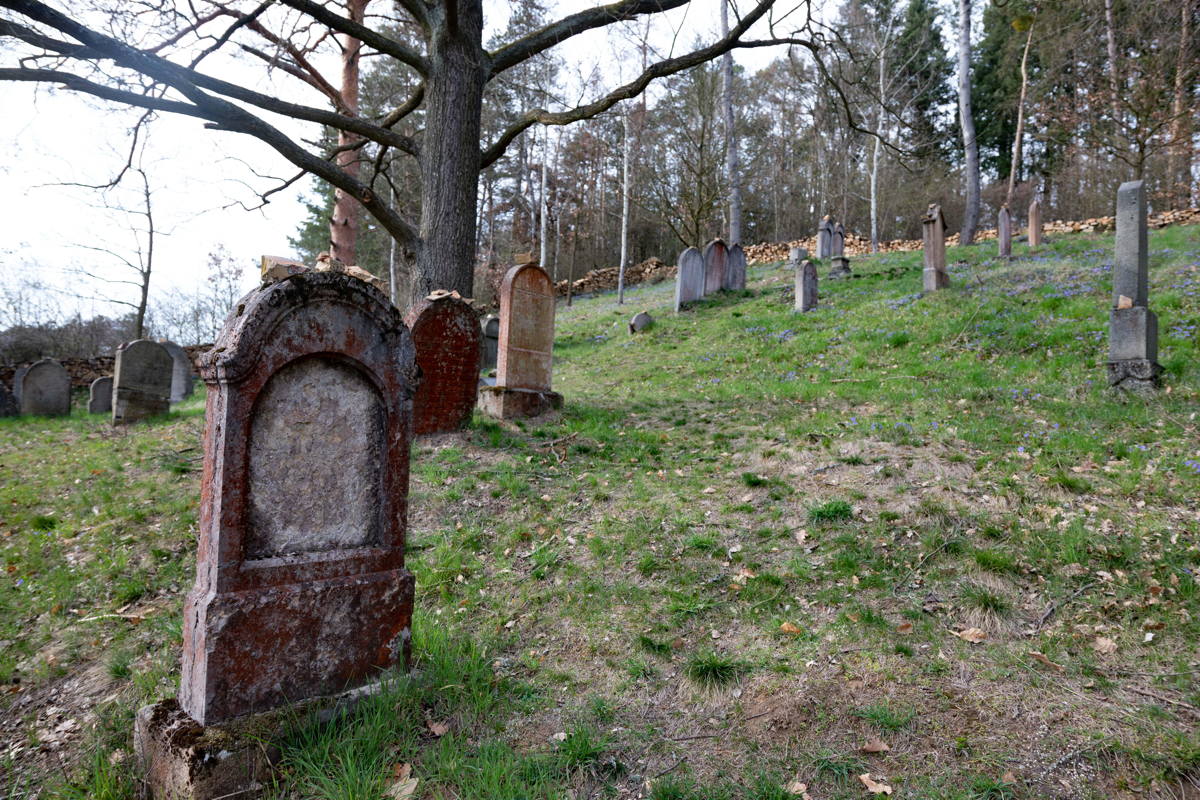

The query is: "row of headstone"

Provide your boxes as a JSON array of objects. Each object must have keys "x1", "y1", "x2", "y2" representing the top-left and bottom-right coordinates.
[
  {"x1": 673, "y1": 238, "x2": 746, "y2": 312},
  {"x1": 995, "y1": 199, "x2": 1043, "y2": 259}
]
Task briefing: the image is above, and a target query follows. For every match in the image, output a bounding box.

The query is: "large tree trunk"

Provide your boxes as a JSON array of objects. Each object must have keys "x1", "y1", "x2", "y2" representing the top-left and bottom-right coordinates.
[
  {"x1": 412, "y1": 2, "x2": 485, "y2": 305},
  {"x1": 956, "y1": 0, "x2": 980, "y2": 244},
  {"x1": 617, "y1": 107, "x2": 632, "y2": 304},
  {"x1": 330, "y1": 0, "x2": 367, "y2": 265},
  {"x1": 1167, "y1": 0, "x2": 1194, "y2": 207},
  {"x1": 720, "y1": 0, "x2": 742, "y2": 244}
]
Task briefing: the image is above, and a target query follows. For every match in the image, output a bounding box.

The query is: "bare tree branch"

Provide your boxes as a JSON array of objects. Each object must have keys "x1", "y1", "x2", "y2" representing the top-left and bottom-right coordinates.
[{"x1": 274, "y1": 0, "x2": 428, "y2": 75}]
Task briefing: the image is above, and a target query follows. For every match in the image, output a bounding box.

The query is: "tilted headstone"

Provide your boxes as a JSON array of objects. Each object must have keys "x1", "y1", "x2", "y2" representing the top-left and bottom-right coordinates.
[
  {"x1": 831, "y1": 222, "x2": 846, "y2": 258},
  {"x1": 629, "y1": 311, "x2": 654, "y2": 334},
  {"x1": 1107, "y1": 180, "x2": 1162, "y2": 392},
  {"x1": 178, "y1": 271, "x2": 417, "y2": 725},
  {"x1": 404, "y1": 293, "x2": 483, "y2": 435},
  {"x1": 479, "y1": 261, "x2": 562, "y2": 418},
  {"x1": 0, "y1": 381, "x2": 18, "y2": 417},
  {"x1": 159, "y1": 340, "x2": 195, "y2": 403},
  {"x1": 703, "y1": 239, "x2": 728, "y2": 295},
  {"x1": 674, "y1": 247, "x2": 705, "y2": 311},
  {"x1": 481, "y1": 315, "x2": 500, "y2": 371},
  {"x1": 829, "y1": 255, "x2": 852, "y2": 280},
  {"x1": 816, "y1": 216, "x2": 834, "y2": 259},
  {"x1": 795, "y1": 260, "x2": 818, "y2": 312},
  {"x1": 16, "y1": 358, "x2": 70, "y2": 416},
  {"x1": 1028, "y1": 198, "x2": 1043, "y2": 249},
  {"x1": 998, "y1": 206, "x2": 1012, "y2": 259},
  {"x1": 88, "y1": 376, "x2": 113, "y2": 415},
  {"x1": 112, "y1": 340, "x2": 172, "y2": 424},
  {"x1": 922, "y1": 203, "x2": 949, "y2": 291},
  {"x1": 724, "y1": 243, "x2": 747, "y2": 291}
]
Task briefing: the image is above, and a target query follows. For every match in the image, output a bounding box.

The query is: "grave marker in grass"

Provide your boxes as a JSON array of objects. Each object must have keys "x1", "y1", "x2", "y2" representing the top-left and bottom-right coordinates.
[
  {"x1": 88, "y1": 376, "x2": 112, "y2": 414},
  {"x1": 674, "y1": 247, "x2": 705, "y2": 311},
  {"x1": 1107, "y1": 179, "x2": 1162, "y2": 393},
  {"x1": 795, "y1": 259, "x2": 818, "y2": 312},
  {"x1": 998, "y1": 206, "x2": 1012, "y2": 259},
  {"x1": 405, "y1": 292, "x2": 483, "y2": 435},
  {"x1": 921, "y1": 203, "x2": 949, "y2": 292},
  {"x1": 703, "y1": 238, "x2": 728, "y2": 294},
  {"x1": 1028, "y1": 198, "x2": 1043, "y2": 249},
  {"x1": 817, "y1": 215, "x2": 834, "y2": 259},
  {"x1": 724, "y1": 243, "x2": 747, "y2": 291},
  {"x1": 112, "y1": 340, "x2": 172, "y2": 424},
  {"x1": 15, "y1": 358, "x2": 71, "y2": 416},
  {"x1": 159, "y1": 340, "x2": 194, "y2": 402}
]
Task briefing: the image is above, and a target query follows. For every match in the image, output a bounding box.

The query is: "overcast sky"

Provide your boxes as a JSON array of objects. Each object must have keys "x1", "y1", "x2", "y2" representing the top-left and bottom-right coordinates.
[{"x1": 0, "y1": 0, "x2": 808, "y2": 320}]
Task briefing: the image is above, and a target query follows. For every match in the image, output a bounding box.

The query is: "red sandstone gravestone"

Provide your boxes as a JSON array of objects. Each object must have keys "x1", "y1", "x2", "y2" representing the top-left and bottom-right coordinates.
[
  {"x1": 405, "y1": 292, "x2": 483, "y2": 435},
  {"x1": 479, "y1": 261, "x2": 562, "y2": 418}
]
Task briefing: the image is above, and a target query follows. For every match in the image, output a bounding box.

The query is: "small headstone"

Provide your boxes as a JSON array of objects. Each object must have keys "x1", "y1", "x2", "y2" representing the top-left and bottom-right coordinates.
[
  {"x1": 788, "y1": 246, "x2": 808, "y2": 264},
  {"x1": 922, "y1": 203, "x2": 949, "y2": 291},
  {"x1": 158, "y1": 340, "x2": 195, "y2": 402},
  {"x1": 16, "y1": 358, "x2": 71, "y2": 416},
  {"x1": 481, "y1": 315, "x2": 500, "y2": 370},
  {"x1": 723, "y1": 244, "x2": 747, "y2": 291},
  {"x1": 674, "y1": 247, "x2": 705, "y2": 312},
  {"x1": 1107, "y1": 180, "x2": 1161, "y2": 392},
  {"x1": 831, "y1": 222, "x2": 846, "y2": 258},
  {"x1": 0, "y1": 382, "x2": 18, "y2": 417},
  {"x1": 829, "y1": 255, "x2": 852, "y2": 279},
  {"x1": 816, "y1": 216, "x2": 834, "y2": 259},
  {"x1": 629, "y1": 311, "x2": 654, "y2": 334},
  {"x1": 479, "y1": 262, "x2": 563, "y2": 418},
  {"x1": 88, "y1": 376, "x2": 113, "y2": 414},
  {"x1": 1028, "y1": 198, "x2": 1043, "y2": 249},
  {"x1": 112, "y1": 340, "x2": 172, "y2": 424},
  {"x1": 703, "y1": 239, "x2": 728, "y2": 294},
  {"x1": 795, "y1": 260, "x2": 818, "y2": 312},
  {"x1": 998, "y1": 206, "x2": 1012, "y2": 259},
  {"x1": 405, "y1": 294, "x2": 483, "y2": 435}
]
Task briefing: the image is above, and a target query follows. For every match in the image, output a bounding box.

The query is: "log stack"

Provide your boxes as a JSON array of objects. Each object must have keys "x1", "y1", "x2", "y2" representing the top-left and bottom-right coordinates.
[{"x1": 554, "y1": 257, "x2": 674, "y2": 297}]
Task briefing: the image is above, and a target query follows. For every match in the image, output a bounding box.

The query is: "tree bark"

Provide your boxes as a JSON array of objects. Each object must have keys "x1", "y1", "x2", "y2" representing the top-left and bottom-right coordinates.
[
  {"x1": 1167, "y1": 0, "x2": 1194, "y2": 207},
  {"x1": 956, "y1": 0, "x2": 980, "y2": 244},
  {"x1": 617, "y1": 107, "x2": 632, "y2": 303},
  {"x1": 330, "y1": 0, "x2": 367, "y2": 265},
  {"x1": 1104, "y1": 0, "x2": 1121, "y2": 119},
  {"x1": 539, "y1": 126, "x2": 550, "y2": 268},
  {"x1": 1005, "y1": 23, "x2": 1034, "y2": 208},
  {"x1": 720, "y1": 0, "x2": 742, "y2": 245}
]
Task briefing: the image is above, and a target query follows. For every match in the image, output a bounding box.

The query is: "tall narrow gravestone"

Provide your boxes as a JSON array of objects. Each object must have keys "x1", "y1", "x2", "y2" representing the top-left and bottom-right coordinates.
[
  {"x1": 816, "y1": 216, "x2": 834, "y2": 259},
  {"x1": 703, "y1": 238, "x2": 728, "y2": 294},
  {"x1": 479, "y1": 261, "x2": 563, "y2": 418},
  {"x1": 795, "y1": 260, "x2": 818, "y2": 312},
  {"x1": 16, "y1": 358, "x2": 71, "y2": 416},
  {"x1": 674, "y1": 246, "x2": 705, "y2": 312},
  {"x1": 998, "y1": 206, "x2": 1012, "y2": 259},
  {"x1": 405, "y1": 293, "x2": 483, "y2": 435},
  {"x1": 832, "y1": 222, "x2": 846, "y2": 258},
  {"x1": 88, "y1": 376, "x2": 113, "y2": 414},
  {"x1": 922, "y1": 203, "x2": 949, "y2": 291},
  {"x1": 1028, "y1": 198, "x2": 1043, "y2": 249},
  {"x1": 1107, "y1": 180, "x2": 1162, "y2": 392},
  {"x1": 159, "y1": 340, "x2": 195, "y2": 402},
  {"x1": 112, "y1": 340, "x2": 172, "y2": 425},
  {"x1": 723, "y1": 243, "x2": 747, "y2": 291}
]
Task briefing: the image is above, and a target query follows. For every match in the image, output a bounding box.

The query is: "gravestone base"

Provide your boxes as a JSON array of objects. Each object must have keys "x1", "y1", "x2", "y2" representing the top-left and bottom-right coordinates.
[
  {"x1": 1106, "y1": 359, "x2": 1163, "y2": 394},
  {"x1": 923, "y1": 268, "x2": 949, "y2": 292},
  {"x1": 829, "y1": 257, "x2": 852, "y2": 279},
  {"x1": 478, "y1": 385, "x2": 563, "y2": 419}
]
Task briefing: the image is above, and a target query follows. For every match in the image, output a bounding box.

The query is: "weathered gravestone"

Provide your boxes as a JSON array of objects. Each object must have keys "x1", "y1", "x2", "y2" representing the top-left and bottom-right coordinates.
[
  {"x1": 159, "y1": 340, "x2": 195, "y2": 402},
  {"x1": 998, "y1": 206, "x2": 1012, "y2": 259},
  {"x1": 479, "y1": 261, "x2": 563, "y2": 418},
  {"x1": 1028, "y1": 198, "x2": 1043, "y2": 249},
  {"x1": 88, "y1": 376, "x2": 113, "y2": 414},
  {"x1": 832, "y1": 222, "x2": 846, "y2": 258},
  {"x1": 482, "y1": 315, "x2": 500, "y2": 371},
  {"x1": 788, "y1": 246, "x2": 809, "y2": 265},
  {"x1": 829, "y1": 255, "x2": 852, "y2": 280},
  {"x1": 16, "y1": 358, "x2": 71, "y2": 416},
  {"x1": 112, "y1": 340, "x2": 172, "y2": 425},
  {"x1": 922, "y1": 203, "x2": 949, "y2": 291},
  {"x1": 703, "y1": 239, "x2": 728, "y2": 294},
  {"x1": 135, "y1": 271, "x2": 417, "y2": 799},
  {"x1": 629, "y1": 311, "x2": 654, "y2": 334},
  {"x1": 1107, "y1": 180, "x2": 1162, "y2": 392},
  {"x1": 723, "y1": 243, "x2": 747, "y2": 291},
  {"x1": 0, "y1": 382, "x2": 18, "y2": 417},
  {"x1": 673, "y1": 247, "x2": 705, "y2": 312},
  {"x1": 816, "y1": 216, "x2": 834, "y2": 259},
  {"x1": 405, "y1": 293, "x2": 483, "y2": 435},
  {"x1": 795, "y1": 259, "x2": 818, "y2": 312}
]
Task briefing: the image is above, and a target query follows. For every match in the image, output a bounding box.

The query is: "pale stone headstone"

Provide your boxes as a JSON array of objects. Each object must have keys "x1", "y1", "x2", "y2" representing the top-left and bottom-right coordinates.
[
  {"x1": 674, "y1": 247, "x2": 705, "y2": 312},
  {"x1": 703, "y1": 239, "x2": 728, "y2": 294},
  {"x1": 0, "y1": 382, "x2": 18, "y2": 417},
  {"x1": 724, "y1": 243, "x2": 747, "y2": 291},
  {"x1": 629, "y1": 311, "x2": 654, "y2": 334},
  {"x1": 1107, "y1": 180, "x2": 1161, "y2": 392},
  {"x1": 88, "y1": 376, "x2": 113, "y2": 414},
  {"x1": 112, "y1": 340, "x2": 172, "y2": 424},
  {"x1": 831, "y1": 222, "x2": 846, "y2": 258},
  {"x1": 481, "y1": 315, "x2": 500, "y2": 371},
  {"x1": 178, "y1": 271, "x2": 417, "y2": 725},
  {"x1": 16, "y1": 358, "x2": 71, "y2": 416},
  {"x1": 1028, "y1": 198, "x2": 1043, "y2": 248},
  {"x1": 998, "y1": 206, "x2": 1012, "y2": 259},
  {"x1": 922, "y1": 203, "x2": 949, "y2": 291},
  {"x1": 159, "y1": 340, "x2": 194, "y2": 403},
  {"x1": 404, "y1": 294, "x2": 482, "y2": 435},
  {"x1": 816, "y1": 216, "x2": 834, "y2": 259},
  {"x1": 479, "y1": 262, "x2": 562, "y2": 418},
  {"x1": 788, "y1": 246, "x2": 808, "y2": 265},
  {"x1": 829, "y1": 255, "x2": 852, "y2": 279},
  {"x1": 795, "y1": 260, "x2": 818, "y2": 312}
]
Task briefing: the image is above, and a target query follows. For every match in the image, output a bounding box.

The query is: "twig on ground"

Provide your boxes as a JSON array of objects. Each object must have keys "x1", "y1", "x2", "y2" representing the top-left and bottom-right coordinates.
[
  {"x1": 1033, "y1": 582, "x2": 1094, "y2": 633},
  {"x1": 1125, "y1": 686, "x2": 1200, "y2": 716}
]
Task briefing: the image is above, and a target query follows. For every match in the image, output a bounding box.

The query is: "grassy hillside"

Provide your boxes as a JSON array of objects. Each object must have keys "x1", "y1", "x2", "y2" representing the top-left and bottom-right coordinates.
[{"x1": 2, "y1": 225, "x2": 1198, "y2": 799}]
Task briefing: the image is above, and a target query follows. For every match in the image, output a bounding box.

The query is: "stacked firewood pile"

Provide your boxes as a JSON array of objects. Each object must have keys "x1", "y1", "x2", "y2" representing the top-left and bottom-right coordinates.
[
  {"x1": 553, "y1": 257, "x2": 674, "y2": 297},
  {"x1": 0, "y1": 356, "x2": 114, "y2": 389}
]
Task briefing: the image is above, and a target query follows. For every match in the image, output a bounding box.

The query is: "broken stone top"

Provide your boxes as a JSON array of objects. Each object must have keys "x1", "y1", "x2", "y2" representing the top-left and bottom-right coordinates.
[
  {"x1": 923, "y1": 203, "x2": 945, "y2": 226},
  {"x1": 1114, "y1": 179, "x2": 1148, "y2": 308}
]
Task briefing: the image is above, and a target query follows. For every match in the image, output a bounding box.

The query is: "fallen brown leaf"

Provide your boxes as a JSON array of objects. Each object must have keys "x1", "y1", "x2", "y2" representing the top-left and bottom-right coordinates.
[
  {"x1": 858, "y1": 773, "x2": 893, "y2": 795},
  {"x1": 1028, "y1": 651, "x2": 1065, "y2": 672},
  {"x1": 895, "y1": 622, "x2": 913, "y2": 635},
  {"x1": 861, "y1": 738, "x2": 891, "y2": 753},
  {"x1": 779, "y1": 622, "x2": 803, "y2": 635},
  {"x1": 953, "y1": 627, "x2": 987, "y2": 644},
  {"x1": 785, "y1": 780, "x2": 812, "y2": 799},
  {"x1": 426, "y1": 718, "x2": 450, "y2": 737},
  {"x1": 1093, "y1": 636, "x2": 1118, "y2": 655}
]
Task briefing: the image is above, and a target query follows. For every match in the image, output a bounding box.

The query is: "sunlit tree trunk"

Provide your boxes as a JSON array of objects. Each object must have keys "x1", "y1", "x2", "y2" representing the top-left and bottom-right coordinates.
[{"x1": 957, "y1": 0, "x2": 980, "y2": 244}]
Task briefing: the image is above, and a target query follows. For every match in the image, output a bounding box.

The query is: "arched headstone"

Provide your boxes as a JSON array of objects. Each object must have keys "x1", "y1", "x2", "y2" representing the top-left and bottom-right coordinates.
[
  {"x1": 481, "y1": 315, "x2": 500, "y2": 371},
  {"x1": 703, "y1": 239, "x2": 728, "y2": 295},
  {"x1": 480, "y1": 262, "x2": 562, "y2": 418},
  {"x1": 179, "y1": 271, "x2": 417, "y2": 725},
  {"x1": 673, "y1": 247, "x2": 704, "y2": 312},
  {"x1": 159, "y1": 340, "x2": 195, "y2": 402},
  {"x1": 831, "y1": 223, "x2": 846, "y2": 258},
  {"x1": 724, "y1": 243, "x2": 747, "y2": 291},
  {"x1": 795, "y1": 260, "x2": 818, "y2": 312},
  {"x1": 17, "y1": 358, "x2": 70, "y2": 416},
  {"x1": 1028, "y1": 198, "x2": 1043, "y2": 249},
  {"x1": 816, "y1": 216, "x2": 834, "y2": 259},
  {"x1": 404, "y1": 294, "x2": 483, "y2": 435},
  {"x1": 89, "y1": 376, "x2": 113, "y2": 414},
  {"x1": 112, "y1": 340, "x2": 172, "y2": 424}
]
